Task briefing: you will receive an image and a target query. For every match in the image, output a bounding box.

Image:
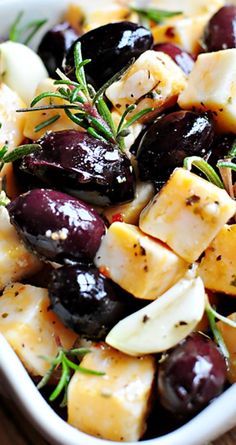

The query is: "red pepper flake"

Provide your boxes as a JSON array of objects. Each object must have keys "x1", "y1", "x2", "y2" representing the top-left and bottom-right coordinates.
[
  {"x1": 112, "y1": 213, "x2": 124, "y2": 223},
  {"x1": 99, "y1": 266, "x2": 110, "y2": 278},
  {"x1": 165, "y1": 27, "x2": 175, "y2": 38}
]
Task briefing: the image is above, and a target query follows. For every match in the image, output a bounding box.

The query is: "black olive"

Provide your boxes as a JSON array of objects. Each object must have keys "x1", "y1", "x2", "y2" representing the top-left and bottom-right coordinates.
[
  {"x1": 38, "y1": 22, "x2": 79, "y2": 77},
  {"x1": 19, "y1": 130, "x2": 135, "y2": 206},
  {"x1": 48, "y1": 264, "x2": 147, "y2": 339},
  {"x1": 136, "y1": 111, "x2": 215, "y2": 183},
  {"x1": 7, "y1": 189, "x2": 106, "y2": 264},
  {"x1": 203, "y1": 6, "x2": 236, "y2": 52},
  {"x1": 158, "y1": 333, "x2": 227, "y2": 417},
  {"x1": 153, "y1": 43, "x2": 194, "y2": 75},
  {"x1": 65, "y1": 21, "x2": 153, "y2": 88}
]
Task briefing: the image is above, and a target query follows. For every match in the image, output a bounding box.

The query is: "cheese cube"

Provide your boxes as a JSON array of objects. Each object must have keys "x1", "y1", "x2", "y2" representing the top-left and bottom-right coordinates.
[
  {"x1": 95, "y1": 222, "x2": 189, "y2": 299},
  {"x1": 106, "y1": 50, "x2": 186, "y2": 121},
  {"x1": 178, "y1": 49, "x2": 236, "y2": 133},
  {"x1": 217, "y1": 313, "x2": 236, "y2": 383},
  {"x1": 23, "y1": 78, "x2": 82, "y2": 140},
  {"x1": 103, "y1": 181, "x2": 155, "y2": 225},
  {"x1": 0, "y1": 41, "x2": 48, "y2": 105},
  {"x1": 0, "y1": 283, "x2": 77, "y2": 376},
  {"x1": 152, "y1": 14, "x2": 210, "y2": 55},
  {"x1": 140, "y1": 168, "x2": 236, "y2": 263},
  {"x1": 199, "y1": 225, "x2": 236, "y2": 296},
  {"x1": 148, "y1": 0, "x2": 224, "y2": 17},
  {"x1": 0, "y1": 83, "x2": 26, "y2": 150},
  {"x1": 0, "y1": 206, "x2": 42, "y2": 290},
  {"x1": 68, "y1": 345, "x2": 155, "y2": 442},
  {"x1": 65, "y1": 0, "x2": 131, "y2": 33}
]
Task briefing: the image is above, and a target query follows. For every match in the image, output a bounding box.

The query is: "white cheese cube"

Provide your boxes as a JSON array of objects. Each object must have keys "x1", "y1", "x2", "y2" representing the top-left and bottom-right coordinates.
[
  {"x1": 0, "y1": 283, "x2": 77, "y2": 376},
  {"x1": 178, "y1": 49, "x2": 236, "y2": 133},
  {"x1": 0, "y1": 83, "x2": 26, "y2": 149},
  {"x1": 68, "y1": 345, "x2": 155, "y2": 442},
  {"x1": 152, "y1": 14, "x2": 209, "y2": 55},
  {"x1": 106, "y1": 50, "x2": 186, "y2": 121},
  {"x1": 23, "y1": 78, "x2": 82, "y2": 140},
  {"x1": 0, "y1": 206, "x2": 42, "y2": 290},
  {"x1": 95, "y1": 222, "x2": 189, "y2": 300},
  {"x1": 199, "y1": 224, "x2": 236, "y2": 296},
  {"x1": 103, "y1": 181, "x2": 155, "y2": 226},
  {"x1": 0, "y1": 41, "x2": 48, "y2": 105},
  {"x1": 140, "y1": 168, "x2": 236, "y2": 263}
]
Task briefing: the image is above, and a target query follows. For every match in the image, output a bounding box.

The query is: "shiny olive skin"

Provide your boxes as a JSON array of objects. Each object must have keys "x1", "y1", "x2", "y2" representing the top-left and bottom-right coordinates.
[
  {"x1": 19, "y1": 130, "x2": 135, "y2": 206},
  {"x1": 203, "y1": 6, "x2": 236, "y2": 52},
  {"x1": 158, "y1": 333, "x2": 227, "y2": 417},
  {"x1": 7, "y1": 189, "x2": 105, "y2": 264},
  {"x1": 38, "y1": 22, "x2": 79, "y2": 77},
  {"x1": 153, "y1": 43, "x2": 194, "y2": 75},
  {"x1": 136, "y1": 111, "x2": 215, "y2": 183},
  {"x1": 65, "y1": 21, "x2": 153, "y2": 88},
  {"x1": 48, "y1": 264, "x2": 146, "y2": 339}
]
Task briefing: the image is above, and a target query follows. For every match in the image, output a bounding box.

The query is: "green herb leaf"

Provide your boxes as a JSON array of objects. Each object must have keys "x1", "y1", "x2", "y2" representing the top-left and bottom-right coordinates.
[
  {"x1": 183, "y1": 156, "x2": 224, "y2": 188},
  {"x1": 227, "y1": 140, "x2": 236, "y2": 158},
  {"x1": 131, "y1": 7, "x2": 182, "y2": 24},
  {"x1": 2, "y1": 144, "x2": 41, "y2": 163},
  {"x1": 37, "y1": 347, "x2": 105, "y2": 405},
  {"x1": 217, "y1": 160, "x2": 236, "y2": 173},
  {"x1": 206, "y1": 304, "x2": 230, "y2": 362},
  {"x1": 0, "y1": 145, "x2": 8, "y2": 160},
  {"x1": 123, "y1": 107, "x2": 154, "y2": 130},
  {"x1": 17, "y1": 104, "x2": 80, "y2": 113},
  {"x1": 31, "y1": 92, "x2": 68, "y2": 107},
  {"x1": 9, "y1": 11, "x2": 47, "y2": 45},
  {"x1": 34, "y1": 114, "x2": 60, "y2": 133},
  {"x1": 74, "y1": 42, "x2": 90, "y2": 97},
  {"x1": 206, "y1": 301, "x2": 236, "y2": 329}
]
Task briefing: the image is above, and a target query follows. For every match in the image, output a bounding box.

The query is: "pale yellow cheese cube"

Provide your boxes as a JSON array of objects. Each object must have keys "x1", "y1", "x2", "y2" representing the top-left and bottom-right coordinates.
[
  {"x1": 0, "y1": 283, "x2": 77, "y2": 376},
  {"x1": 68, "y1": 345, "x2": 155, "y2": 442},
  {"x1": 23, "y1": 78, "x2": 83, "y2": 140},
  {"x1": 178, "y1": 49, "x2": 236, "y2": 133},
  {"x1": 95, "y1": 222, "x2": 189, "y2": 299},
  {"x1": 199, "y1": 224, "x2": 236, "y2": 296},
  {"x1": 152, "y1": 14, "x2": 210, "y2": 55},
  {"x1": 106, "y1": 50, "x2": 186, "y2": 121},
  {"x1": 0, "y1": 207, "x2": 42, "y2": 290},
  {"x1": 65, "y1": 0, "x2": 131, "y2": 33},
  {"x1": 103, "y1": 181, "x2": 155, "y2": 226},
  {"x1": 0, "y1": 83, "x2": 26, "y2": 149},
  {"x1": 140, "y1": 168, "x2": 236, "y2": 263}
]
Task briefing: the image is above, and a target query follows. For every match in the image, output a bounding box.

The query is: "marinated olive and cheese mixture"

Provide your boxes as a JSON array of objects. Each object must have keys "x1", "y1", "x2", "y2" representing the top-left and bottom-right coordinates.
[{"x1": 0, "y1": 0, "x2": 236, "y2": 442}]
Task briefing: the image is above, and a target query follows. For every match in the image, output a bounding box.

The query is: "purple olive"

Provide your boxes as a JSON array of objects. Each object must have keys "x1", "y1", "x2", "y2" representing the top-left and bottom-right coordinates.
[
  {"x1": 48, "y1": 264, "x2": 147, "y2": 339},
  {"x1": 65, "y1": 21, "x2": 153, "y2": 88},
  {"x1": 38, "y1": 22, "x2": 79, "y2": 77},
  {"x1": 136, "y1": 111, "x2": 215, "y2": 183},
  {"x1": 158, "y1": 333, "x2": 227, "y2": 417},
  {"x1": 203, "y1": 6, "x2": 236, "y2": 52},
  {"x1": 153, "y1": 43, "x2": 194, "y2": 75},
  {"x1": 7, "y1": 189, "x2": 106, "y2": 264},
  {"x1": 19, "y1": 130, "x2": 135, "y2": 206}
]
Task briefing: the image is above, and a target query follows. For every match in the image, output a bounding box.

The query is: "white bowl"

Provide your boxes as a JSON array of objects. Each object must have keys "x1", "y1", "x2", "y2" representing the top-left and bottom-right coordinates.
[{"x1": 0, "y1": 1, "x2": 236, "y2": 444}]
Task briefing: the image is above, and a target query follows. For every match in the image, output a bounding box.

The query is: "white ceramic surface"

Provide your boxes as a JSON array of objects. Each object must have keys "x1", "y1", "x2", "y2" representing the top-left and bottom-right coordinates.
[{"x1": 0, "y1": 1, "x2": 236, "y2": 444}]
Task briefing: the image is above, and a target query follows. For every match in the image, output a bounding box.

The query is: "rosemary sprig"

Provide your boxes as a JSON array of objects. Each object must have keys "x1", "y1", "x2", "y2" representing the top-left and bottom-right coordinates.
[
  {"x1": 131, "y1": 7, "x2": 182, "y2": 24},
  {"x1": 206, "y1": 304, "x2": 230, "y2": 362},
  {"x1": 217, "y1": 160, "x2": 236, "y2": 173},
  {"x1": 37, "y1": 347, "x2": 105, "y2": 407},
  {"x1": 183, "y1": 156, "x2": 224, "y2": 188},
  {"x1": 34, "y1": 114, "x2": 60, "y2": 133},
  {"x1": 9, "y1": 11, "x2": 47, "y2": 45},
  {"x1": 1, "y1": 144, "x2": 41, "y2": 164},
  {"x1": 16, "y1": 43, "x2": 152, "y2": 151}
]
